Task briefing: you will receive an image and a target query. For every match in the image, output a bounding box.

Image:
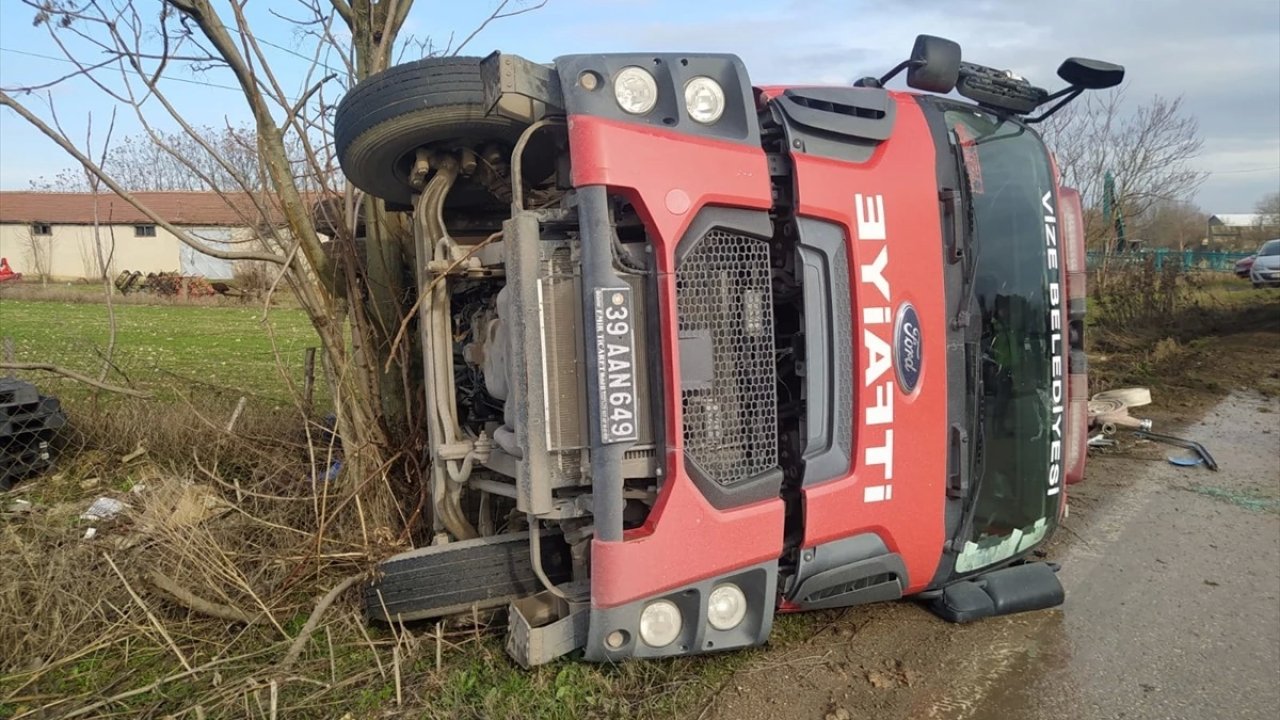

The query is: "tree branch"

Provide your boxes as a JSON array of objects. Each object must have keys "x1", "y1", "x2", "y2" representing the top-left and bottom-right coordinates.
[
  {"x1": 453, "y1": 0, "x2": 547, "y2": 56},
  {"x1": 1, "y1": 362, "x2": 151, "y2": 398},
  {"x1": 163, "y1": 0, "x2": 331, "y2": 280},
  {"x1": 330, "y1": 0, "x2": 354, "y2": 25},
  {"x1": 277, "y1": 572, "x2": 364, "y2": 671},
  {"x1": 147, "y1": 571, "x2": 258, "y2": 625}
]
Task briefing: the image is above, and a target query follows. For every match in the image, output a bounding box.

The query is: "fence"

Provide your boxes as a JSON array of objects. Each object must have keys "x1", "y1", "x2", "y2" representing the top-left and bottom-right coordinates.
[{"x1": 1086, "y1": 249, "x2": 1253, "y2": 273}]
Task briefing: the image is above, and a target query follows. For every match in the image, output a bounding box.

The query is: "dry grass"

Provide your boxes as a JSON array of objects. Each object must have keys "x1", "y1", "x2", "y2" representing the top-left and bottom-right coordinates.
[
  {"x1": 0, "y1": 459, "x2": 745, "y2": 719},
  {"x1": 0, "y1": 436, "x2": 394, "y2": 719},
  {"x1": 1087, "y1": 262, "x2": 1280, "y2": 427},
  {"x1": 0, "y1": 384, "x2": 749, "y2": 719},
  {"x1": 0, "y1": 375, "x2": 397, "y2": 719}
]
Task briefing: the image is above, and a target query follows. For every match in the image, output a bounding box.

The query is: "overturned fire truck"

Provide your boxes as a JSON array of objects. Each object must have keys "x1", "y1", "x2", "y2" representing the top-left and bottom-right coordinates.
[{"x1": 334, "y1": 35, "x2": 1122, "y2": 665}]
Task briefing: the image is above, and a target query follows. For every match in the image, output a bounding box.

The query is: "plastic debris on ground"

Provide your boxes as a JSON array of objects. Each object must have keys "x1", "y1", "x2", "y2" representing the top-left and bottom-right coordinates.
[{"x1": 80, "y1": 496, "x2": 128, "y2": 521}]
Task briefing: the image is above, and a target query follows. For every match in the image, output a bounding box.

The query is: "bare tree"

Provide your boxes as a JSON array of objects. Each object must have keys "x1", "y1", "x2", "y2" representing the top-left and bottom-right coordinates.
[
  {"x1": 57, "y1": 107, "x2": 125, "y2": 392},
  {"x1": 1255, "y1": 191, "x2": 1280, "y2": 228},
  {"x1": 1, "y1": 0, "x2": 541, "y2": 534},
  {"x1": 1138, "y1": 199, "x2": 1207, "y2": 252},
  {"x1": 30, "y1": 124, "x2": 316, "y2": 192},
  {"x1": 1040, "y1": 89, "x2": 1208, "y2": 251}
]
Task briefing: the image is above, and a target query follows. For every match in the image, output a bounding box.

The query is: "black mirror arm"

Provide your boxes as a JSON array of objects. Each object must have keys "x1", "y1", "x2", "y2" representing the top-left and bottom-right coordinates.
[
  {"x1": 877, "y1": 59, "x2": 923, "y2": 88},
  {"x1": 1042, "y1": 84, "x2": 1079, "y2": 103},
  {"x1": 1024, "y1": 86, "x2": 1083, "y2": 124}
]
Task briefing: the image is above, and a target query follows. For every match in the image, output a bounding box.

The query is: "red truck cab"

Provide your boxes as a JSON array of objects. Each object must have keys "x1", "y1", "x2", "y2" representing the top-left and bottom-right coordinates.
[{"x1": 335, "y1": 35, "x2": 1119, "y2": 665}]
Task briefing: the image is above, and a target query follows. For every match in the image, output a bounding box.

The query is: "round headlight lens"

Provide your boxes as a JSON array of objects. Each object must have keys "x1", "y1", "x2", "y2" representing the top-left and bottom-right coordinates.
[
  {"x1": 706, "y1": 583, "x2": 748, "y2": 631},
  {"x1": 614, "y1": 66, "x2": 659, "y2": 115},
  {"x1": 639, "y1": 599, "x2": 682, "y2": 647},
  {"x1": 683, "y1": 76, "x2": 726, "y2": 124}
]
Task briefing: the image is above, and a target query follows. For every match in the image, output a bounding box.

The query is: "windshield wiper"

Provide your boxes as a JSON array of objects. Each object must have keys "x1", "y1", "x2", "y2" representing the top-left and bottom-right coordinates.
[
  {"x1": 942, "y1": 129, "x2": 988, "y2": 559},
  {"x1": 950, "y1": 342, "x2": 987, "y2": 555},
  {"x1": 947, "y1": 131, "x2": 978, "y2": 330}
]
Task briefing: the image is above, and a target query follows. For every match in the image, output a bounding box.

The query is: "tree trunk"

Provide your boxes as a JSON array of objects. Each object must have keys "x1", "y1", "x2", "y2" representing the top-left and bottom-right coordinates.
[
  {"x1": 360, "y1": 197, "x2": 413, "y2": 443},
  {"x1": 348, "y1": 3, "x2": 420, "y2": 449}
]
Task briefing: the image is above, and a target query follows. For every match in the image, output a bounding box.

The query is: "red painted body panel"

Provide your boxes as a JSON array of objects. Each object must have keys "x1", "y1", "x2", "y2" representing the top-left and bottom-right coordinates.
[
  {"x1": 1059, "y1": 186, "x2": 1088, "y2": 485},
  {"x1": 568, "y1": 116, "x2": 786, "y2": 609},
  {"x1": 791, "y1": 94, "x2": 948, "y2": 594},
  {"x1": 568, "y1": 116, "x2": 772, "y2": 240}
]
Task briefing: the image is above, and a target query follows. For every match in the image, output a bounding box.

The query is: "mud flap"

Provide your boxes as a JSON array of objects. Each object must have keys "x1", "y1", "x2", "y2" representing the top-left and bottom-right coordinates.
[
  {"x1": 929, "y1": 561, "x2": 1064, "y2": 623},
  {"x1": 365, "y1": 532, "x2": 572, "y2": 623}
]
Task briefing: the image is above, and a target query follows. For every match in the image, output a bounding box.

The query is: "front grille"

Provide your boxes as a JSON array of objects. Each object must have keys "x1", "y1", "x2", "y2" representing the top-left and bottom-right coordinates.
[{"x1": 676, "y1": 229, "x2": 779, "y2": 486}]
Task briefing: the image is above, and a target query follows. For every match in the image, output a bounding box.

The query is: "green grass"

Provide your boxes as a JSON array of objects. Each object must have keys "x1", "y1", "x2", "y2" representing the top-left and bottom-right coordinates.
[{"x1": 0, "y1": 298, "x2": 318, "y2": 403}]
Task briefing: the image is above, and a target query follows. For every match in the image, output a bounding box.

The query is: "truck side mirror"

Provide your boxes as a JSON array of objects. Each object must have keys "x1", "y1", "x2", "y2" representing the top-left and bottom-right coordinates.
[
  {"x1": 906, "y1": 35, "x2": 962, "y2": 93},
  {"x1": 1057, "y1": 57, "x2": 1125, "y2": 90}
]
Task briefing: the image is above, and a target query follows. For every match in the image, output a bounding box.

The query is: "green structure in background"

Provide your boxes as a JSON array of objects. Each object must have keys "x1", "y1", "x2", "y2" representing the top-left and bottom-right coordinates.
[
  {"x1": 1085, "y1": 248, "x2": 1253, "y2": 272},
  {"x1": 1103, "y1": 170, "x2": 1128, "y2": 252}
]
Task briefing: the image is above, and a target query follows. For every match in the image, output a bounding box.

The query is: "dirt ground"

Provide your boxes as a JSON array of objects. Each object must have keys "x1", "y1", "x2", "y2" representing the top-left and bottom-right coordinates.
[{"x1": 691, "y1": 322, "x2": 1280, "y2": 720}]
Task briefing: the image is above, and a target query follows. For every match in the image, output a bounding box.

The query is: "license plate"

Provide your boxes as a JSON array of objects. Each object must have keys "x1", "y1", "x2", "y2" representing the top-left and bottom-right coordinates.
[{"x1": 594, "y1": 287, "x2": 639, "y2": 444}]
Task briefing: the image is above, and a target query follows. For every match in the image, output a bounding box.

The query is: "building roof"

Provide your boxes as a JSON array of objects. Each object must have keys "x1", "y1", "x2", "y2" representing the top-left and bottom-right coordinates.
[
  {"x1": 1208, "y1": 213, "x2": 1266, "y2": 228},
  {"x1": 0, "y1": 191, "x2": 289, "y2": 227}
]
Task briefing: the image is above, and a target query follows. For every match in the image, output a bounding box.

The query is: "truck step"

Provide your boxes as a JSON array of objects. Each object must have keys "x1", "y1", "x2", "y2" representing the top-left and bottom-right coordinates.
[{"x1": 928, "y1": 561, "x2": 1064, "y2": 623}]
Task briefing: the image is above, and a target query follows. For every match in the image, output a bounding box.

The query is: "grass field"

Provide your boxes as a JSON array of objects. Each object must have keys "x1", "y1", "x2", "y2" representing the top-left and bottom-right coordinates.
[{"x1": 0, "y1": 298, "x2": 318, "y2": 403}]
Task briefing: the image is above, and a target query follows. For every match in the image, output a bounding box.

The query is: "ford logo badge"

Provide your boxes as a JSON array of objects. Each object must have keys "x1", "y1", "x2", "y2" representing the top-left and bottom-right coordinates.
[{"x1": 894, "y1": 303, "x2": 922, "y2": 393}]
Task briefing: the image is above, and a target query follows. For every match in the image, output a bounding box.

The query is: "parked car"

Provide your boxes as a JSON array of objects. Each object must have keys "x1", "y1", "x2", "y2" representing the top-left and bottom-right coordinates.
[
  {"x1": 1234, "y1": 254, "x2": 1256, "y2": 278},
  {"x1": 1250, "y1": 239, "x2": 1280, "y2": 288}
]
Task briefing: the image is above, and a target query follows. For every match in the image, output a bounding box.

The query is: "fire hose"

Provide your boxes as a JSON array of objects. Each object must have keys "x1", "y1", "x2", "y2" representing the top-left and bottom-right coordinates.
[{"x1": 1086, "y1": 387, "x2": 1217, "y2": 470}]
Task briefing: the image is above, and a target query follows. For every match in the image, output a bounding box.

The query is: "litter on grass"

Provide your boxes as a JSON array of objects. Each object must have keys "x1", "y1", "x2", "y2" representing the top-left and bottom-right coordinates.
[{"x1": 80, "y1": 496, "x2": 127, "y2": 521}]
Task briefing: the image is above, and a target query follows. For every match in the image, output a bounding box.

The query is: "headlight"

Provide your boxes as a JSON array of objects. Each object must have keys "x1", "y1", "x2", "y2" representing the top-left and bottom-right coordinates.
[
  {"x1": 639, "y1": 599, "x2": 682, "y2": 647},
  {"x1": 614, "y1": 66, "x2": 659, "y2": 115},
  {"x1": 683, "y1": 76, "x2": 725, "y2": 124},
  {"x1": 706, "y1": 583, "x2": 748, "y2": 631}
]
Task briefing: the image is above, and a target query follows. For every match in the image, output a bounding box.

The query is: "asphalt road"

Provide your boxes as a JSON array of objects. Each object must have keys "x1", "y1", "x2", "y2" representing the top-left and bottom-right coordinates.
[
  {"x1": 699, "y1": 391, "x2": 1280, "y2": 720},
  {"x1": 937, "y1": 390, "x2": 1280, "y2": 720}
]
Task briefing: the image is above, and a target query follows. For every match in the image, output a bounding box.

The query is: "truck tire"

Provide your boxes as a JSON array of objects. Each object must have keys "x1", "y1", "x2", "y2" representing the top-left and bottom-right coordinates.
[
  {"x1": 335, "y1": 57, "x2": 527, "y2": 208},
  {"x1": 365, "y1": 531, "x2": 572, "y2": 622}
]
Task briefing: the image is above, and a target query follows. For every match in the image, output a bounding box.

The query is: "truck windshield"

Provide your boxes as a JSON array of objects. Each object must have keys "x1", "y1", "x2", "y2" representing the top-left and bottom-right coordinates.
[{"x1": 946, "y1": 109, "x2": 1063, "y2": 574}]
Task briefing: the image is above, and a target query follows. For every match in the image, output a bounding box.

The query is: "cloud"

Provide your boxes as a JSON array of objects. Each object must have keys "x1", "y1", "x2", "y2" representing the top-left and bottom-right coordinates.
[{"x1": 554, "y1": 0, "x2": 1280, "y2": 210}]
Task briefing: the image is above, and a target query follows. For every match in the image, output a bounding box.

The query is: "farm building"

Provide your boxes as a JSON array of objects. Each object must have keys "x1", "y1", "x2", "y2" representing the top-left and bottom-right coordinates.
[
  {"x1": 1207, "y1": 212, "x2": 1279, "y2": 248},
  {"x1": 0, "y1": 191, "x2": 283, "y2": 281}
]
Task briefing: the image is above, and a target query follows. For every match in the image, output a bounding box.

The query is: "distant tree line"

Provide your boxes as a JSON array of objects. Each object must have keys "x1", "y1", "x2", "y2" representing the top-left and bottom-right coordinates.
[
  {"x1": 29, "y1": 124, "x2": 321, "y2": 193},
  {"x1": 1039, "y1": 90, "x2": 1208, "y2": 251}
]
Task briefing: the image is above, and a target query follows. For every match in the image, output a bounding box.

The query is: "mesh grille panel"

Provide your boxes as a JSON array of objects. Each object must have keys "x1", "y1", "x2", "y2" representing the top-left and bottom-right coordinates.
[
  {"x1": 832, "y1": 241, "x2": 853, "y2": 459},
  {"x1": 676, "y1": 229, "x2": 779, "y2": 486}
]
